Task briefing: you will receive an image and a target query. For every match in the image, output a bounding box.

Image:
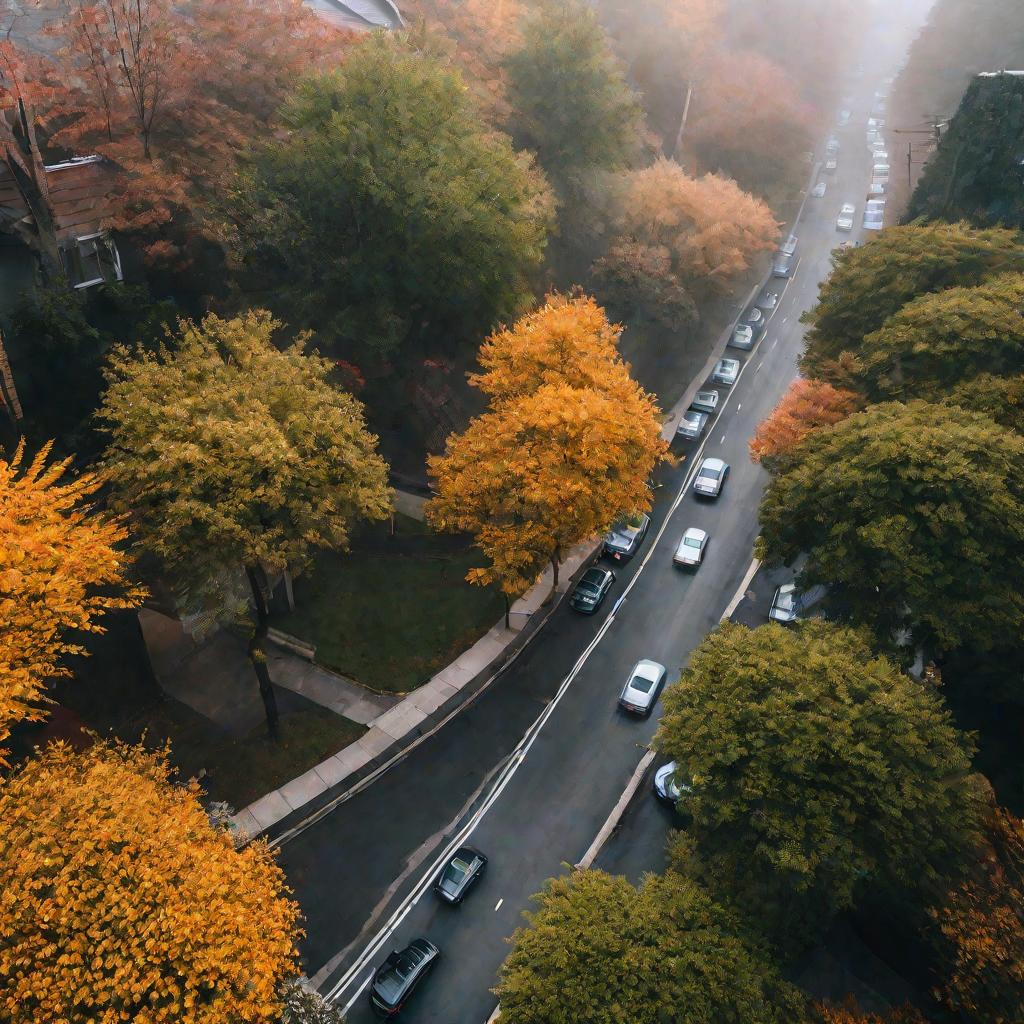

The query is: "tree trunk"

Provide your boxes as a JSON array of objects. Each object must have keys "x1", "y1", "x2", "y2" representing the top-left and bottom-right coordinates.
[
  {"x1": 550, "y1": 552, "x2": 560, "y2": 589},
  {"x1": 503, "y1": 592, "x2": 511, "y2": 630},
  {"x1": 245, "y1": 565, "x2": 280, "y2": 739}
]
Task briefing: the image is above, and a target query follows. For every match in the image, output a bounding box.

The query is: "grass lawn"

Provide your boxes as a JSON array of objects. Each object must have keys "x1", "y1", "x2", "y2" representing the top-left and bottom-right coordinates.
[
  {"x1": 271, "y1": 514, "x2": 504, "y2": 694},
  {"x1": 61, "y1": 696, "x2": 365, "y2": 811}
]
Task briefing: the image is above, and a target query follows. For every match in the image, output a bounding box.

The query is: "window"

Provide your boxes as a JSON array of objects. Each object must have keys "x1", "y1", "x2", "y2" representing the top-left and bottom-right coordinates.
[{"x1": 61, "y1": 232, "x2": 123, "y2": 289}]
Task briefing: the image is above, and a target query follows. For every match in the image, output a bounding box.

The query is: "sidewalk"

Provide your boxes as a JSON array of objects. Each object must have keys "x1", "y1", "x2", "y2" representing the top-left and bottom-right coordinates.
[{"x1": 230, "y1": 538, "x2": 599, "y2": 840}]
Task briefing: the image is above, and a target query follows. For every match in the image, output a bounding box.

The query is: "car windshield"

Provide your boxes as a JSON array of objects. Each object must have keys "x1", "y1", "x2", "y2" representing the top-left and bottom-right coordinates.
[
  {"x1": 442, "y1": 857, "x2": 471, "y2": 887},
  {"x1": 629, "y1": 674, "x2": 655, "y2": 693},
  {"x1": 683, "y1": 411, "x2": 700, "y2": 423},
  {"x1": 696, "y1": 391, "x2": 716, "y2": 403},
  {"x1": 375, "y1": 958, "x2": 415, "y2": 1003},
  {"x1": 684, "y1": 535, "x2": 702, "y2": 548},
  {"x1": 700, "y1": 466, "x2": 721, "y2": 481},
  {"x1": 775, "y1": 589, "x2": 796, "y2": 612},
  {"x1": 576, "y1": 582, "x2": 599, "y2": 596},
  {"x1": 581, "y1": 570, "x2": 605, "y2": 587}
]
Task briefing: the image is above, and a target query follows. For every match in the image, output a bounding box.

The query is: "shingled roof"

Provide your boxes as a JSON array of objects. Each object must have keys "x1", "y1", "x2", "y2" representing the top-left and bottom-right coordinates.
[{"x1": 0, "y1": 155, "x2": 120, "y2": 244}]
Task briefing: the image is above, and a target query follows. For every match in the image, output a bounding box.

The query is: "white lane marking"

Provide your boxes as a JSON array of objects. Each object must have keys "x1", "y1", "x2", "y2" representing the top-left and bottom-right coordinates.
[
  {"x1": 737, "y1": 404, "x2": 742, "y2": 411},
  {"x1": 341, "y1": 969, "x2": 375, "y2": 1016},
  {"x1": 719, "y1": 434, "x2": 726, "y2": 444},
  {"x1": 769, "y1": 338, "x2": 779, "y2": 351},
  {"x1": 321, "y1": 282, "x2": 783, "y2": 1008},
  {"x1": 781, "y1": 316, "x2": 789, "y2": 324},
  {"x1": 754, "y1": 362, "x2": 763, "y2": 374},
  {"x1": 494, "y1": 899, "x2": 504, "y2": 912}
]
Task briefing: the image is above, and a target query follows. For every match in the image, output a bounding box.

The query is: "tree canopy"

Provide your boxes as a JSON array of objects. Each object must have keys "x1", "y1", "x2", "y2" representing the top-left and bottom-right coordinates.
[
  {"x1": 655, "y1": 621, "x2": 979, "y2": 937},
  {"x1": 228, "y1": 32, "x2": 553, "y2": 357},
  {"x1": 504, "y1": 0, "x2": 644, "y2": 185},
  {"x1": 496, "y1": 868, "x2": 802, "y2": 1024},
  {"x1": 757, "y1": 401, "x2": 1024, "y2": 653},
  {"x1": 800, "y1": 223, "x2": 1022, "y2": 377},
  {"x1": 0, "y1": 441, "x2": 143, "y2": 754},
  {"x1": 97, "y1": 310, "x2": 391, "y2": 729},
  {"x1": 850, "y1": 273, "x2": 1024, "y2": 402},
  {"x1": 0, "y1": 741, "x2": 300, "y2": 1024},
  {"x1": 427, "y1": 294, "x2": 667, "y2": 594}
]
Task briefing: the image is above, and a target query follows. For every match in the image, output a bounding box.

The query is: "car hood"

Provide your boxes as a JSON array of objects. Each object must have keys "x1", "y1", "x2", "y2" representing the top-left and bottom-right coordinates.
[{"x1": 605, "y1": 526, "x2": 638, "y2": 548}]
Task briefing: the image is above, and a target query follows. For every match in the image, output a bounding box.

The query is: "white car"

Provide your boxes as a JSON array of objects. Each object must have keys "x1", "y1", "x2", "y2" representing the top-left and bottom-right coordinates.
[
  {"x1": 653, "y1": 761, "x2": 693, "y2": 805},
  {"x1": 690, "y1": 389, "x2": 719, "y2": 414},
  {"x1": 711, "y1": 358, "x2": 740, "y2": 386},
  {"x1": 728, "y1": 324, "x2": 755, "y2": 350},
  {"x1": 618, "y1": 659, "x2": 668, "y2": 717},
  {"x1": 693, "y1": 457, "x2": 729, "y2": 498},
  {"x1": 867, "y1": 181, "x2": 886, "y2": 196},
  {"x1": 811, "y1": 181, "x2": 827, "y2": 198},
  {"x1": 825, "y1": 157, "x2": 838, "y2": 173},
  {"x1": 862, "y1": 209, "x2": 884, "y2": 230},
  {"x1": 673, "y1": 527, "x2": 708, "y2": 568},
  {"x1": 836, "y1": 203, "x2": 856, "y2": 231}
]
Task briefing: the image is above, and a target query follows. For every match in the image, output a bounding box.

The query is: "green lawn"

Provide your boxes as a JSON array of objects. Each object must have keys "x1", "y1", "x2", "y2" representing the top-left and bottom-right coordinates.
[
  {"x1": 98, "y1": 699, "x2": 365, "y2": 811},
  {"x1": 272, "y1": 515, "x2": 504, "y2": 694}
]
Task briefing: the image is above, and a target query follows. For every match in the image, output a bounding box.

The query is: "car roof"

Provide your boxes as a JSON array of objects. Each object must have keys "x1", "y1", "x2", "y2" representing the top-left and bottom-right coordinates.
[
  {"x1": 700, "y1": 457, "x2": 725, "y2": 471},
  {"x1": 582, "y1": 566, "x2": 609, "y2": 582},
  {"x1": 631, "y1": 659, "x2": 665, "y2": 680},
  {"x1": 682, "y1": 527, "x2": 707, "y2": 541},
  {"x1": 841, "y1": 203, "x2": 855, "y2": 212}
]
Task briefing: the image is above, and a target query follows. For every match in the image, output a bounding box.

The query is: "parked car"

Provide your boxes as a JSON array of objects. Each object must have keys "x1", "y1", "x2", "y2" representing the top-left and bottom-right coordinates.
[
  {"x1": 825, "y1": 136, "x2": 840, "y2": 155},
  {"x1": 781, "y1": 234, "x2": 798, "y2": 255},
  {"x1": 676, "y1": 409, "x2": 709, "y2": 441},
  {"x1": 772, "y1": 249, "x2": 796, "y2": 277},
  {"x1": 756, "y1": 289, "x2": 779, "y2": 313},
  {"x1": 654, "y1": 761, "x2": 693, "y2": 805},
  {"x1": 618, "y1": 658, "x2": 668, "y2": 717},
  {"x1": 836, "y1": 203, "x2": 856, "y2": 231},
  {"x1": 602, "y1": 512, "x2": 650, "y2": 562},
  {"x1": 867, "y1": 181, "x2": 886, "y2": 196},
  {"x1": 370, "y1": 939, "x2": 440, "y2": 1017},
  {"x1": 873, "y1": 150, "x2": 889, "y2": 163},
  {"x1": 729, "y1": 324, "x2": 754, "y2": 350},
  {"x1": 673, "y1": 527, "x2": 708, "y2": 568},
  {"x1": 811, "y1": 180, "x2": 827, "y2": 198},
  {"x1": 872, "y1": 162, "x2": 891, "y2": 183},
  {"x1": 837, "y1": 109, "x2": 852, "y2": 126},
  {"x1": 690, "y1": 389, "x2": 720, "y2": 414},
  {"x1": 769, "y1": 582, "x2": 829, "y2": 624},
  {"x1": 569, "y1": 565, "x2": 616, "y2": 614},
  {"x1": 862, "y1": 209, "x2": 884, "y2": 230},
  {"x1": 824, "y1": 157, "x2": 838, "y2": 173},
  {"x1": 742, "y1": 306, "x2": 766, "y2": 332},
  {"x1": 711, "y1": 358, "x2": 740, "y2": 386},
  {"x1": 693, "y1": 457, "x2": 729, "y2": 498},
  {"x1": 434, "y1": 847, "x2": 487, "y2": 905}
]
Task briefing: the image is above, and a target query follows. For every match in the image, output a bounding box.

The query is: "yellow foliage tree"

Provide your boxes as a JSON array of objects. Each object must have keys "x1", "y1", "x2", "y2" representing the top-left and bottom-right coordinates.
[
  {"x1": 0, "y1": 740, "x2": 301, "y2": 1024},
  {"x1": 0, "y1": 441, "x2": 144, "y2": 753},
  {"x1": 428, "y1": 294, "x2": 668, "y2": 609}
]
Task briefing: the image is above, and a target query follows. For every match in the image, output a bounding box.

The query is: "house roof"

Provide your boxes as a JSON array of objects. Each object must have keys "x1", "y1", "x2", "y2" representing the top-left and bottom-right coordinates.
[{"x1": 0, "y1": 154, "x2": 121, "y2": 244}]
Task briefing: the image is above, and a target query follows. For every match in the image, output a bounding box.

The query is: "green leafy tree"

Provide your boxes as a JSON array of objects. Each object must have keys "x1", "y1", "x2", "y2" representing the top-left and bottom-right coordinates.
[
  {"x1": 97, "y1": 310, "x2": 391, "y2": 734},
  {"x1": 849, "y1": 273, "x2": 1024, "y2": 402},
  {"x1": 504, "y1": 0, "x2": 644, "y2": 186},
  {"x1": 227, "y1": 32, "x2": 553, "y2": 357},
  {"x1": 800, "y1": 222, "x2": 1022, "y2": 378},
  {"x1": 655, "y1": 621, "x2": 979, "y2": 940},
  {"x1": 496, "y1": 868, "x2": 803, "y2": 1024},
  {"x1": 946, "y1": 372, "x2": 1024, "y2": 435},
  {"x1": 757, "y1": 401, "x2": 1024, "y2": 653}
]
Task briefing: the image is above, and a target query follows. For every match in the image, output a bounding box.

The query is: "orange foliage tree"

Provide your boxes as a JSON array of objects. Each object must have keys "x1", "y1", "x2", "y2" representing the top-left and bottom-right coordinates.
[
  {"x1": 929, "y1": 807, "x2": 1024, "y2": 1024},
  {"x1": 39, "y1": 0, "x2": 351, "y2": 259},
  {"x1": 814, "y1": 1000, "x2": 930, "y2": 1024},
  {"x1": 0, "y1": 740, "x2": 300, "y2": 1023},
  {"x1": 596, "y1": 158, "x2": 778, "y2": 304},
  {"x1": 749, "y1": 377, "x2": 859, "y2": 466},
  {"x1": 427, "y1": 294, "x2": 668, "y2": 606},
  {"x1": 0, "y1": 441, "x2": 143, "y2": 754}
]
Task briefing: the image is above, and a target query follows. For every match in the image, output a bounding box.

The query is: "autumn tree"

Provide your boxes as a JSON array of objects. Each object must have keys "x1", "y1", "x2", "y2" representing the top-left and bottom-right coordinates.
[
  {"x1": 504, "y1": 0, "x2": 644, "y2": 186},
  {"x1": 800, "y1": 222, "x2": 1022, "y2": 378},
  {"x1": 757, "y1": 401, "x2": 1024, "y2": 654},
  {"x1": 687, "y1": 50, "x2": 814, "y2": 198},
  {"x1": 595, "y1": 160, "x2": 778, "y2": 310},
  {"x1": 850, "y1": 273, "x2": 1024, "y2": 402},
  {"x1": 97, "y1": 311, "x2": 391, "y2": 734},
  {"x1": 0, "y1": 441, "x2": 143, "y2": 754},
  {"x1": 228, "y1": 32, "x2": 553, "y2": 358},
  {"x1": 655, "y1": 622, "x2": 979, "y2": 941},
  {"x1": 427, "y1": 294, "x2": 667, "y2": 601},
  {"x1": 749, "y1": 377, "x2": 859, "y2": 466},
  {"x1": 0, "y1": 740, "x2": 300, "y2": 1024},
  {"x1": 813, "y1": 1000, "x2": 931, "y2": 1024},
  {"x1": 43, "y1": 0, "x2": 348, "y2": 257},
  {"x1": 928, "y1": 806, "x2": 1024, "y2": 1024},
  {"x1": 946, "y1": 372, "x2": 1024, "y2": 436},
  {"x1": 496, "y1": 869, "x2": 803, "y2": 1024}
]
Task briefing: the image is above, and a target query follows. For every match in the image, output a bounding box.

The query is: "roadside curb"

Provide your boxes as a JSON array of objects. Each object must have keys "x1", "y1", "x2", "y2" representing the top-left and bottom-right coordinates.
[{"x1": 232, "y1": 541, "x2": 602, "y2": 846}]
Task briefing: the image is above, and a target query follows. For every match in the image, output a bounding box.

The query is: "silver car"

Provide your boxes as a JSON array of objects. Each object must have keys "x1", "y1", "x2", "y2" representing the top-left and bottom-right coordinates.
[
  {"x1": 690, "y1": 389, "x2": 720, "y2": 414},
  {"x1": 711, "y1": 358, "x2": 740, "y2": 386},
  {"x1": 676, "y1": 409, "x2": 709, "y2": 440},
  {"x1": 653, "y1": 761, "x2": 693, "y2": 804},
  {"x1": 693, "y1": 457, "x2": 729, "y2": 498},
  {"x1": 673, "y1": 527, "x2": 708, "y2": 568},
  {"x1": 836, "y1": 203, "x2": 855, "y2": 232},
  {"x1": 729, "y1": 324, "x2": 755, "y2": 350},
  {"x1": 618, "y1": 659, "x2": 668, "y2": 717}
]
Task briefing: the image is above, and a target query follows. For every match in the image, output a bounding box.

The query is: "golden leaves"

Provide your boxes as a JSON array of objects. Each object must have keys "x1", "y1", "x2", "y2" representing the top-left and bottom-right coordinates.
[
  {"x1": 0, "y1": 441, "x2": 145, "y2": 756},
  {"x1": 0, "y1": 741, "x2": 300, "y2": 1024}
]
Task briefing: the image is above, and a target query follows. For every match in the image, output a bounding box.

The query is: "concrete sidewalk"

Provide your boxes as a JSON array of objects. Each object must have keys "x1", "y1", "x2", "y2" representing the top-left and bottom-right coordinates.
[{"x1": 231, "y1": 538, "x2": 598, "y2": 839}]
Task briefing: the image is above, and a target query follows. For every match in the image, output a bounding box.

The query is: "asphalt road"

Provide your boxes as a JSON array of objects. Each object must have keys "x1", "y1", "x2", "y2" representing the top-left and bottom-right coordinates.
[{"x1": 277, "y1": 44, "x2": 905, "y2": 1024}]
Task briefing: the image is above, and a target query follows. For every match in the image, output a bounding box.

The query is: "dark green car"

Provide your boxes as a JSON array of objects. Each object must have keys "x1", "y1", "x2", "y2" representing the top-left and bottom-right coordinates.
[{"x1": 569, "y1": 566, "x2": 616, "y2": 615}]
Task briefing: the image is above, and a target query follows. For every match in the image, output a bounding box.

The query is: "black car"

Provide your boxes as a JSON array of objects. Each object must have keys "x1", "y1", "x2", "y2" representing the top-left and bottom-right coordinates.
[
  {"x1": 771, "y1": 249, "x2": 795, "y2": 278},
  {"x1": 742, "y1": 306, "x2": 766, "y2": 334},
  {"x1": 370, "y1": 938, "x2": 439, "y2": 1017},
  {"x1": 602, "y1": 512, "x2": 651, "y2": 562},
  {"x1": 434, "y1": 847, "x2": 487, "y2": 905},
  {"x1": 569, "y1": 566, "x2": 616, "y2": 614},
  {"x1": 756, "y1": 289, "x2": 779, "y2": 313}
]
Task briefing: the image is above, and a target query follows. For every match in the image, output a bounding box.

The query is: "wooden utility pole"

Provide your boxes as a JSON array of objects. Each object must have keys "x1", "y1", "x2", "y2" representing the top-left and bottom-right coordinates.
[{"x1": 0, "y1": 327, "x2": 23, "y2": 425}]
